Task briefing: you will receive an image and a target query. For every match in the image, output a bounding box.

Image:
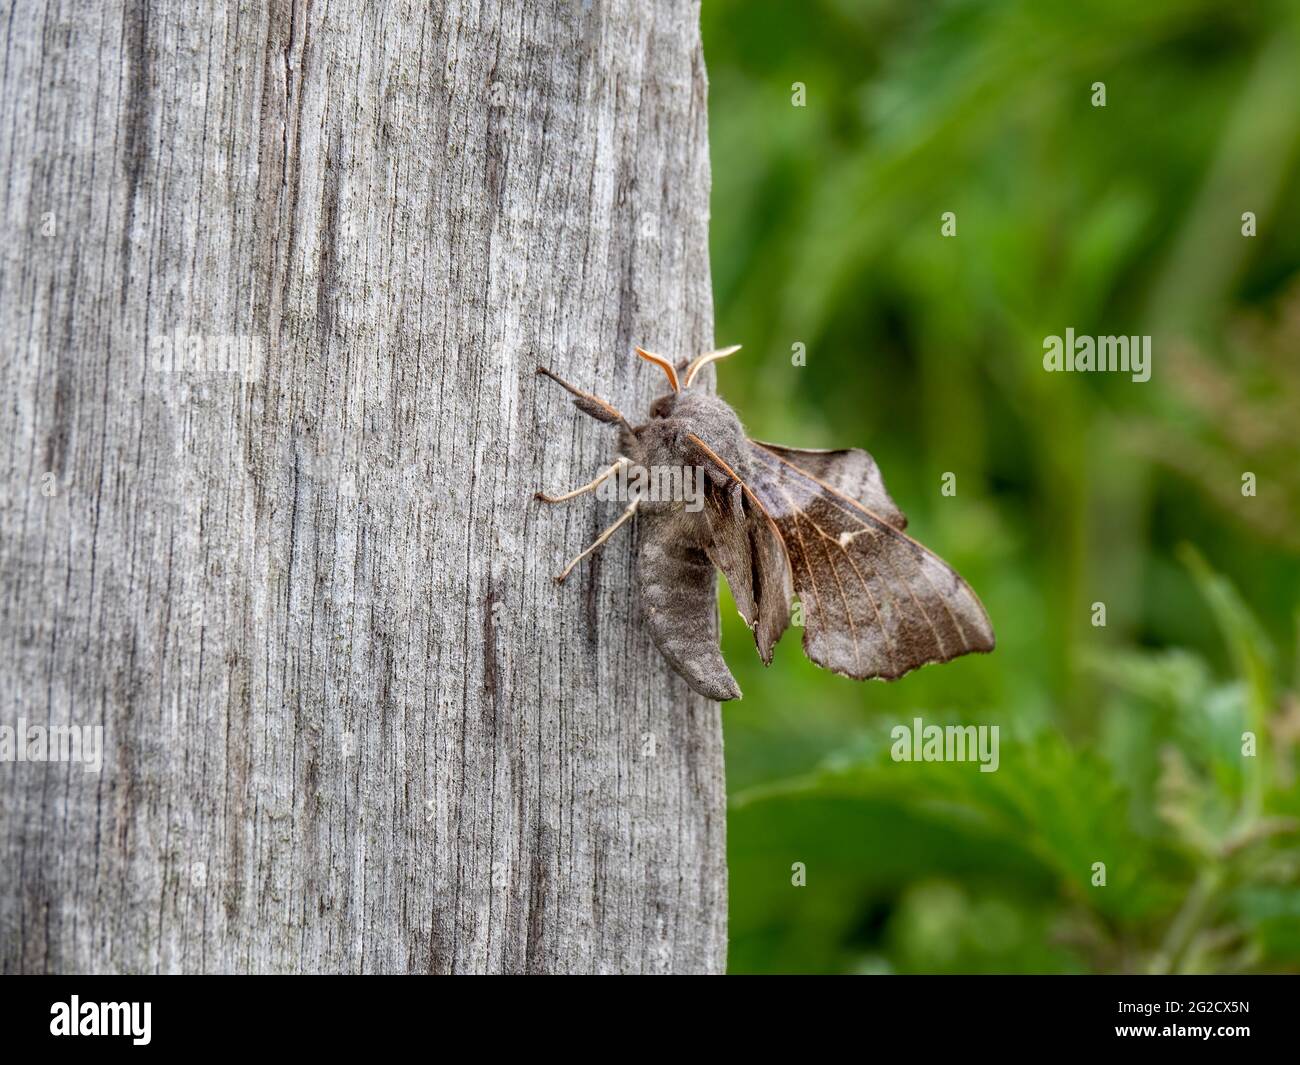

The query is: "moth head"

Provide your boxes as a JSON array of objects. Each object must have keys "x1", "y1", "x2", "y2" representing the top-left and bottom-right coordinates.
[{"x1": 649, "y1": 392, "x2": 677, "y2": 419}]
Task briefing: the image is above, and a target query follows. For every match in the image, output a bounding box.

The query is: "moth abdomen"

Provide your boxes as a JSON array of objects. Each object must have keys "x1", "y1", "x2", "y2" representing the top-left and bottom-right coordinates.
[{"x1": 637, "y1": 513, "x2": 742, "y2": 702}]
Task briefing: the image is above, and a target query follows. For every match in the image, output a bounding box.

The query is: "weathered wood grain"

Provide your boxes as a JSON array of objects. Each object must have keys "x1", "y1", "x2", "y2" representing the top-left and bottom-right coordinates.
[{"x1": 0, "y1": 0, "x2": 725, "y2": 974}]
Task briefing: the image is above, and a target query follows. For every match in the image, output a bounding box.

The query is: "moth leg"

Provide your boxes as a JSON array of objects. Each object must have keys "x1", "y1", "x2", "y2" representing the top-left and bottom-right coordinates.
[
  {"x1": 555, "y1": 497, "x2": 639, "y2": 584},
  {"x1": 536, "y1": 367, "x2": 632, "y2": 431},
  {"x1": 535, "y1": 456, "x2": 629, "y2": 504}
]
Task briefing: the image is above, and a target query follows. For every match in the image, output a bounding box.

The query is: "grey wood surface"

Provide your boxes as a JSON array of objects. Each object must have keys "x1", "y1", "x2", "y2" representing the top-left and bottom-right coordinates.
[{"x1": 1, "y1": 0, "x2": 726, "y2": 974}]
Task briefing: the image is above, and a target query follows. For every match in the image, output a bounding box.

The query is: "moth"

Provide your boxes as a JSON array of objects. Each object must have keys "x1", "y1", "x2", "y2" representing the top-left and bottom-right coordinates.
[{"x1": 535, "y1": 346, "x2": 994, "y2": 701}]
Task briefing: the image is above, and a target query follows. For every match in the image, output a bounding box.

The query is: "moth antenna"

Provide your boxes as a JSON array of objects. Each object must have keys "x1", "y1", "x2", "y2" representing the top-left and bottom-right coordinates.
[
  {"x1": 634, "y1": 346, "x2": 680, "y2": 393},
  {"x1": 682, "y1": 345, "x2": 742, "y2": 389}
]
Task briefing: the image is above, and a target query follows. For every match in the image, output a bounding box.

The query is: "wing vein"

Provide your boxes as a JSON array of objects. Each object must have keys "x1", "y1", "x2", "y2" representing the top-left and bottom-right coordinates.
[
  {"x1": 763, "y1": 464, "x2": 895, "y2": 674},
  {"x1": 751, "y1": 446, "x2": 971, "y2": 655}
]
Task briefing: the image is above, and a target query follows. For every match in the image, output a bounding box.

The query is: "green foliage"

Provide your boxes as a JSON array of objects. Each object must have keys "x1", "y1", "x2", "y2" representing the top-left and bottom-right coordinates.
[{"x1": 703, "y1": 0, "x2": 1300, "y2": 974}]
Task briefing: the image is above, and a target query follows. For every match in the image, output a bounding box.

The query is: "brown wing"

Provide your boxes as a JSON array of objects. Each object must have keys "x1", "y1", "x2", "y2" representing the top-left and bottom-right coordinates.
[
  {"x1": 750, "y1": 440, "x2": 907, "y2": 531},
  {"x1": 745, "y1": 441, "x2": 994, "y2": 680},
  {"x1": 682, "y1": 434, "x2": 793, "y2": 664}
]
